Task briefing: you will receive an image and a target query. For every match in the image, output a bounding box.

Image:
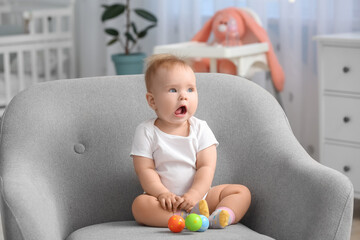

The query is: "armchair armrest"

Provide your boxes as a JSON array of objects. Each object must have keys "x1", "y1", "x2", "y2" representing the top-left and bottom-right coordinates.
[
  {"x1": 0, "y1": 170, "x2": 64, "y2": 240},
  {"x1": 241, "y1": 105, "x2": 353, "y2": 240}
]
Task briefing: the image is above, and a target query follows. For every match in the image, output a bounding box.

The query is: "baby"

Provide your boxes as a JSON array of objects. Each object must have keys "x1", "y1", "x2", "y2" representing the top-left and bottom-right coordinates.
[{"x1": 131, "y1": 54, "x2": 251, "y2": 229}]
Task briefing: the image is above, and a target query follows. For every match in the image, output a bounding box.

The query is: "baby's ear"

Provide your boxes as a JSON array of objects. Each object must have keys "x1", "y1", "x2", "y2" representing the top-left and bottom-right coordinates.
[{"x1": 146, "y1": 92, "x2": 156, "y2": 110}]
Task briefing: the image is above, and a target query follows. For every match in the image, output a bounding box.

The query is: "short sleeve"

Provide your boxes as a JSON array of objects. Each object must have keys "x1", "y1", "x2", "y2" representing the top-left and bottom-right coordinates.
[
  {"x1": 197, "y1": 121, "x2": 219, "y2": 152},
  {"x1": 130, "y1": 124, "x2": 154, "y2": 159}
]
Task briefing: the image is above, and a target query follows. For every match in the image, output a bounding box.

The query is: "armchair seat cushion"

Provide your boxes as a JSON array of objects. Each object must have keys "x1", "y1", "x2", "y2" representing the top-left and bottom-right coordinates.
[{"x1": 66, "y1": 221, "x2": 275, "y2": 240}]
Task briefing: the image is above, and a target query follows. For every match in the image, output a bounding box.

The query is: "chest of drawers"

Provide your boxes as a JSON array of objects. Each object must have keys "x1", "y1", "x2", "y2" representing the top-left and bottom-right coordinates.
[{"x1": 315, "y1": 33, "x2": 360, "y2": 198}]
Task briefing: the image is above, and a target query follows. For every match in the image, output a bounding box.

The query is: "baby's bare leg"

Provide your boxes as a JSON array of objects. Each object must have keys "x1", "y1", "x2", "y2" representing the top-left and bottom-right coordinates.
[
  {"x1": 132, "y1": 194, "x2": 173, "y2": 227},
  {"x1": 206, "y1": 184, "x2": 251, "y2": 223}
]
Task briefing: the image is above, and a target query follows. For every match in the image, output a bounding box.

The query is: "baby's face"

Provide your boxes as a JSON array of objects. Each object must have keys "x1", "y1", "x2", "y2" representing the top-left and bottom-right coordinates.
[{"x1": 147, "y1": 65, "x2": 198, "y2": 126}]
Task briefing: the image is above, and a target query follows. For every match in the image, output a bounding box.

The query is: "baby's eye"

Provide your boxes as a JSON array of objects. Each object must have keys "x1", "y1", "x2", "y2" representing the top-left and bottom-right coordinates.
[
  {"x1": 188, "y1": 88, "x2": 194, "y2": 92},
  {"x1": 169, "y1": 88, "x2": 177, "y2": 93}
]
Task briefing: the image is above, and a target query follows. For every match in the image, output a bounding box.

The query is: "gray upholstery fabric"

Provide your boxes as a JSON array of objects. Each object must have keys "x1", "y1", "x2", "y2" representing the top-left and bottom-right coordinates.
[
  {"x1": 0, "y1": 73, "x2": 353, "y2": 240},
  {"x1": 66, "y1": 221, "x2": 274, "y2": 240}
]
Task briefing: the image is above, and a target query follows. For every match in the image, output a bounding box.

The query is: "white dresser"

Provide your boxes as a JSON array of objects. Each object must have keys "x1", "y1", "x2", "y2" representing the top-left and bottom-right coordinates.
[{"x1": 315, "y1": 33, "x2": 360, "y2": 199}]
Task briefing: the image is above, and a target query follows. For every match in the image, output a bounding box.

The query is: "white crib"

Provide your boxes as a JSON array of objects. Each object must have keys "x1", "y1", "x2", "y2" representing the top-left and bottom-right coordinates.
[{"x1": 0, "y1": 0, "x2": 75, "y2": 115}]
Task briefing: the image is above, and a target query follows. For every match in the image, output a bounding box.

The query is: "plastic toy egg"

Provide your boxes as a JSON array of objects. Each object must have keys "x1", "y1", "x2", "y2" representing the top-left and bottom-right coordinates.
[
  {"x1": 197, "y1": 214, "x2": 209, "y2": 232},
  {"x1": 185, "y1": 213, "x2": 202, "y2": 231},
  {"x1": 168, "y1": 215, "x2": 185, "y2": 233}
]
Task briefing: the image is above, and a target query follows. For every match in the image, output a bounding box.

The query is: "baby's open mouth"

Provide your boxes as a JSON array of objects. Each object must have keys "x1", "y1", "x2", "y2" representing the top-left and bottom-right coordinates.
[{"x1": 175, "y1": 106, "x2": 187, "y2": 115}]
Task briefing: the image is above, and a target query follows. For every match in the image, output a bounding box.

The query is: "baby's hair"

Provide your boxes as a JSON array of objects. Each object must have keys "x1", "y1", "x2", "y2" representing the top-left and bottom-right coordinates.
[{"x1": 145, "y1": 54, "x2": 191, "y2": 92}]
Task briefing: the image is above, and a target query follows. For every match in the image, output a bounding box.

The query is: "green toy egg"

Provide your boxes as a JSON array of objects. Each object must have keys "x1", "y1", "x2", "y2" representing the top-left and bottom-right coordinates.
[{"x1": 185, "y1": 213, "x2": 202, "y2": 231}]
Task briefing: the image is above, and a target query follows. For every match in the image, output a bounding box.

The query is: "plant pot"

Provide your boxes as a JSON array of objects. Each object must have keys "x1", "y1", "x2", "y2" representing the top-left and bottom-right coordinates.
[{"x1": 111, "y1": 52, "x2": 146, "y2": 75}]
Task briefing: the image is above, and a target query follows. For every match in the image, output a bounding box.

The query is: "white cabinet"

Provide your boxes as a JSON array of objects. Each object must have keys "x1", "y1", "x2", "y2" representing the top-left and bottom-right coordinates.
[{"x1": 315, "y1": 33, "x2": 360, "y2": 199}]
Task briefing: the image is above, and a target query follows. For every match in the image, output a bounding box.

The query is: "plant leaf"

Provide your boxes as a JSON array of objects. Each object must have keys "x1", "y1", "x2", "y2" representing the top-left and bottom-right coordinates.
[
  {"x1": 101, "y1": 4, "x2": 125, "y2": 22},
  {"x1": 105, "y1": 28, "x2": 119, "y2": 36},
  {"x1": 137, "y1": 31, "x2": 147, "y2": 38},
  {"x1": 134, "y1": 9, "x2": 157, "y2": 22},
  {"x1": 107, "y1": 38, "x2": 118, "y2": 46},
  {"x1": 125, "y1": 32, "x2": 136, "y2": 43},
  {"x1": 137, "y1": 24, "x2": 157, "y2": 38},
  {"x1": 131, "y1": 22, "x2": 138, "y2": 35}
]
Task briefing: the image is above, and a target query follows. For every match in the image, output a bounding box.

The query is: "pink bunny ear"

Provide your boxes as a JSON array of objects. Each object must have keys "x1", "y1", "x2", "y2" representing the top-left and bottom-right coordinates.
[
  {"x1": 191, "y1": 15, "x2": 215, "y2": 42},
  {"x1": 235, "y1": 9, "x2": 285, "y2": 92}
]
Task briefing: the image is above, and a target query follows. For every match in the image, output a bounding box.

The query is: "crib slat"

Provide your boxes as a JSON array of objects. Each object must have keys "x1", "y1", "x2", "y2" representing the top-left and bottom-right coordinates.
[
  {"x1": 27, "y1": 11, "x2": 35, "y2": 35},
  {"x1": 44, "y1": 47, "x2": 50, "y2": 81},
  {"x1": 42, "y1": 16, "x2": 47, "y2": 34},
  {"x1": 70, "y1": 45, "x2": 75, "y2": 78},
  {"x1": 56, "y1": 16, "x2": 61, "y2": 33},
  {"x1": 4, "y1": 52, "x2": 11, "y2": 103},
  {"x1": 30, "y1": 49, "x2": 38, "y2": 84},
  {"x1": 57, "y1": 47, "x2": 63, "y2": 79},
  {"x1": 17, "y1": 50, "x2": 25, "y2": 91}
]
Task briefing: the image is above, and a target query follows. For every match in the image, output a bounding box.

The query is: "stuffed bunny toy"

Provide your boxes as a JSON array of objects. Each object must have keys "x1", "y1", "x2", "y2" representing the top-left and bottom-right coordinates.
[{"x1": 191, "y1": 7, "x2": 285, "y2": 92}]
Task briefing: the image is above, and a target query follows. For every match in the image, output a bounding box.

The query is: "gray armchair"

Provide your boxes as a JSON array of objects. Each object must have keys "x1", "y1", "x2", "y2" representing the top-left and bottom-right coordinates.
[{"x1": 0, "y1": 73, "x2": 353, "y2": 240}]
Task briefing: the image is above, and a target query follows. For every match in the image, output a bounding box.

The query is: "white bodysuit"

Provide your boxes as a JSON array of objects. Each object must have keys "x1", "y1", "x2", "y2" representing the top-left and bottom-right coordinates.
[{"x1": 130, "y1": 116, "x2": 219, "y2": 196}]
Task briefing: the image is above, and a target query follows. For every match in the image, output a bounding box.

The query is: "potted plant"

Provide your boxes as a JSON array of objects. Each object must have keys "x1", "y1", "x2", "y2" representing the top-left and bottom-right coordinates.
[{"x1": 101, "y1": 0, "x2": 157, "y2": 75}]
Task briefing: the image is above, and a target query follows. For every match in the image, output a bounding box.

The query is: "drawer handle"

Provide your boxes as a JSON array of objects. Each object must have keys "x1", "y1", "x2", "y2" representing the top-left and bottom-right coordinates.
[
  {"x1": 343, "y1": 66, "x2": 350, "y2": 73},
  {"x1": 343, "y1": 116, "x2": 350, "y2": 123},
  {"x1": 343, "y1": 166, "x2": 350, "y2": 172}
]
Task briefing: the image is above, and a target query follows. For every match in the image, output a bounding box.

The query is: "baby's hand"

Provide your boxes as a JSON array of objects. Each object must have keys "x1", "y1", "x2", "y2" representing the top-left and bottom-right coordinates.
[
  {"x1": 172, "y1": 196, "x2": 184, "y2": 212},
  {"x1": 179, "y1": 191, "x2": 202, "y2": 212},
  {"x1": 157, "y1": 192, "x2": 178, "y2": 212}
]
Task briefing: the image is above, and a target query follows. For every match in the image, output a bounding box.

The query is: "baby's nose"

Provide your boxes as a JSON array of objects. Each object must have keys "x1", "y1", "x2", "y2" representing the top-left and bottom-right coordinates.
[{"x1": 179, "y1": 92, "x2": 188, "y2": 100}]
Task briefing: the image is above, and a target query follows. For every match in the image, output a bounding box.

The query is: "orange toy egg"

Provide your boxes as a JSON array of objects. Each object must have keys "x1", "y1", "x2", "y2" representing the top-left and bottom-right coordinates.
[{"x1": 168, "y1": 215, "x2": 185, "y2": 233}]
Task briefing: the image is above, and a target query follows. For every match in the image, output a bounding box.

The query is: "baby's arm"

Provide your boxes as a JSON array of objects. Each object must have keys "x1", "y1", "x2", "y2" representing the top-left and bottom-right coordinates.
[
  {"x1": 133, "y1": 155, "x2": 183, "y2": 212},
  {"x1": 180, "y1": 145, "x2": 217, "y2": 211}
]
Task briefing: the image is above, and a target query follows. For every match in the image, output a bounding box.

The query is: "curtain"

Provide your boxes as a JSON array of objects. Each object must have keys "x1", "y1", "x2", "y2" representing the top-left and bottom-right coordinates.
[{"x1": 75, "y1": 0, "x2": 359, "y2": 160}]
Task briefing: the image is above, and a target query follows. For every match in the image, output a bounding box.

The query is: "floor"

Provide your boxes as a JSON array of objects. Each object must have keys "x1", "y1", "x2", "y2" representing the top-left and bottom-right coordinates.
[
  {"x1": 352, "y1": 199, "x2": 360, "y2": 239},
  {"x1": 0, "y1": 200, "x2": 359, "y2": 239}
]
